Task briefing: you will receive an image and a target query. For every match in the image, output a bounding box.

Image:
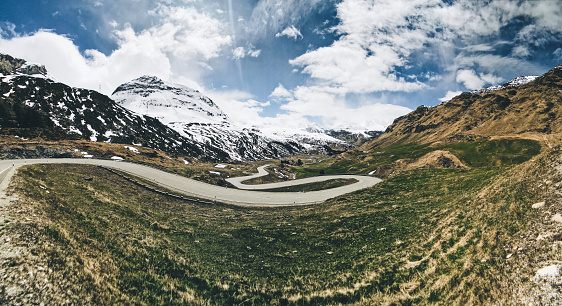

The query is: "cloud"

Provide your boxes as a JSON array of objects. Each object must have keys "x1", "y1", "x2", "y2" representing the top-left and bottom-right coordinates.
[
  {"x1": 211, "y1": 83, "x2": 411, "y2": 131},
  {"x1": 280, "y1": 86, "x2": 412, "y2": 130},
  {"x1": 246, "y1": 0, "x2": 335, "y2": 38},
  {"x1": 439, "y1": 91, "x2": 463, "y2": 103},
  {"x1": 512, "y1": 45, "x2": 531, "y2": 58},
  {"x1": 232, "y1": 43, "x2": 261, "y2": 59},
  {"x1": 275, "y1": 25, "x2": 303, "y2": 40},
  {"x1": 0, "y1": 5, "x2": 231, "y2": 95},
  {"x1": 456, "y1": 69, "x2": 503, "y2": 90},
  {"x1": 207, "y1": 90, "x2": 270, "y2": 127},
  {"x1": 555, "y1": 48, "x2": 562, "y2": 60},
  {"x1": 289, "y1": 0, "x2": 562, "y2": 97},
  {"x1": 290, "y1": 40, "x2": 426, "y2": 93},
  {"x1": 145, "y1": 5, "x2": 231, "y2": 61},
  {"x1": 0, "y1": 22, "x2": 16, "y2": 38},
  {"x1": 269, "y1": 84, "x2": 292, "y2": 99}
]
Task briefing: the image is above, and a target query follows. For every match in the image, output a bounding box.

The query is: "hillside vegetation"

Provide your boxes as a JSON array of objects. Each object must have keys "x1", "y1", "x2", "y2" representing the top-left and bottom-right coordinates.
[
  {"x1": 1, "y1": 136, "x2": 554, "y2": 305},
  {"x1": 2, "y1": 64, "x2": 562, "y2": 304},
  {"x1": 365, "y1": 65, "x2": 562, "y2": 149}
]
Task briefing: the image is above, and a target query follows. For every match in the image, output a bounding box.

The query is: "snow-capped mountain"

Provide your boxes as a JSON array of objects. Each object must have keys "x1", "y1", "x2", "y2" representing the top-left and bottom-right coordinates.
[
  {"x1": 112, "y1": 76, "x2": 229, "y2": 126},
  {"x1": 257, "y1": 125, "x2": 382, "y2": 149},
  {"x1": 112, "y1": 76, "x2": 308, "y2": 160},
  {"x1": 471, "y1": 75, "x2": 539, "y2": 94},
  {"x1": 0, "y1": 53, "x2": 378, "y2": 160},
  {"x1": 0, "y1": 54, "x2": 229, "y2": 160}
]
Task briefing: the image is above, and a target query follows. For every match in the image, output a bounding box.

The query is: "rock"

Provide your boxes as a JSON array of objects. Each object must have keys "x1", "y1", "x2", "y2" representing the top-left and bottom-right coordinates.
[
  {"x1": 552, "y1": 241, "x2": 562, "y2": 252},
  {"x1": 533, "y1": 202, "x2": 546, "y2": 209},
  {"x1": 537, "y1": 233, "x2": 554, "y2": 241},
  {"x1": 552, "y1": 214, "x2": 562, "y2": 223}
]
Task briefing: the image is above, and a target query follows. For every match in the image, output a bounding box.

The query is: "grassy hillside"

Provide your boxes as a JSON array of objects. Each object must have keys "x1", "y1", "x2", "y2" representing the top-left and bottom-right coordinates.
[
  {"x1": 1, "y1": 137, "x2": 554, "y2": 304},
  {"x1": 289, "y1": 138, "x2": 541, "y2": 179},
  {"x1": 364, "y1": 65, "x2": 562, "y2": 149}
]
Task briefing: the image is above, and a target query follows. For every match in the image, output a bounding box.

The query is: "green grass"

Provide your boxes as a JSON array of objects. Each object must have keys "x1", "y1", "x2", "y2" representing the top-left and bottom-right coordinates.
[
  {"x1": 6, "y1": 162, "x2": 525, "y2": 304},
  {"x1": 257, "y1": 178, "x2": 359, "y2": 192},
  {"x1": 291, "y1": 138, "x2": 541, "y2": 178},
  {"x1": 3, "y1": 138, "x2": 546, "y2": 304}
]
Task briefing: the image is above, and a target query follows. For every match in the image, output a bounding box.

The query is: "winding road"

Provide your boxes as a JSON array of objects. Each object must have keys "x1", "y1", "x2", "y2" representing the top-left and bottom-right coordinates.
[{"x1": 0, "y1": 159, "x2": 382, "y2": 207}]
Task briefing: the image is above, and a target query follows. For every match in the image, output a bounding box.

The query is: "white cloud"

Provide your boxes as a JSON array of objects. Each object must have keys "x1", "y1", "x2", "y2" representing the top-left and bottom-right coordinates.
[
  {"x1": 451, "y1": 53, "x2": 541, "y2": 78},
  {"x1": 275, "y1": 25, "x2": 303, "y2": 40},
  {"x1": 269, "y1": 84, "x2": 292, "y2": 99},
  {"x1": 0, "y1": 22, "x2": 16, "y2": 38},
  {"x1": 456, "y1": 69, "x2": 503, "y2": 90},
  {"x1": 232, "y1": 47, "x2": 246, "y2": 59},
  {"x1": 461, "y1": 44, "x2": 494, "y2": 52},
  {"x1": 247, "y1": 0, "x2": 330, "y2": 38},
  {"x1": 290, "y1": 40, "x2": 425, "y2": 93},
  {"x1": 439, "y1": 91, "x2": 463, "y2": 103},
  {"x1": 554, "y1": 48, "x2": 562, "y2": 60},
  {"x1": 146, "y1": 6, "x2": 231, "y2": 61},
  {"x1": 232, "y1": 43, "x2": 261, "y2": 59},
  {"x1": 289, "y1": 0, "x2": 562, "y2": 97},
  {"x1": 207, "y1": 90, "x2": 269, "y2": 126},
  {"x1": 210, "y1": 84, "x2": 410, "y2": 131},
  {"x1": 0, "y1": 5, "x2": 231, "y2": 95},
  {"x1": 512, "y1": 45, "x2": 531, "y2": 58},
  {"x1": 280, "y1": 86, "x2": 412, "y2": 130}
]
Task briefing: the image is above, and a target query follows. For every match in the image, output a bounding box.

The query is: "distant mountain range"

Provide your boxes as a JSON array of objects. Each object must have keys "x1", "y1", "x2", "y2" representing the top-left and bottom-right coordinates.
[
  {"x1": 0, "y1": 53, "x2": 382, "y2": 161},
  {"x1": 0, "y1": 54, "x2": 220, "y2": 159}
]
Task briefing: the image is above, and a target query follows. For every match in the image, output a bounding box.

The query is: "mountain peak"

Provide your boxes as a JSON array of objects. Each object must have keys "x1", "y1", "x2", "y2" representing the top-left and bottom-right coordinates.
[
  {"x1": 112, "y1": 76, "x2": 229, "y2": 125},
  {"x1": 134, "y1": 75, "x2": 165, "y2": 85}
]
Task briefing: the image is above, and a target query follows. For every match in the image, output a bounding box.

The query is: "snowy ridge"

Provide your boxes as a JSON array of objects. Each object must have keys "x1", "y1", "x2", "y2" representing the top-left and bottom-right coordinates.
[
  {"x1": 112, "y1": 76, "x2": 310, "y2": 160},
  {"x1": 0, "y1": 57, "x2": 232, "y2": 160},
  {"x1": 471, "y1": 75, "x2": 539, "y2": 94},
  {"x1": 112, "y1": 76, "x2": 228, "y2": 125}
]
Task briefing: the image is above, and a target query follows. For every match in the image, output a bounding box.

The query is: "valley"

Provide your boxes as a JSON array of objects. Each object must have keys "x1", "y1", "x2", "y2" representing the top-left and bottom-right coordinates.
[
  {"x1": 0, "y1": 135, "x2": 556, "y2": 304},
  {"x1": 1, "y1": 52, "x2": 562, "y2": 305}
]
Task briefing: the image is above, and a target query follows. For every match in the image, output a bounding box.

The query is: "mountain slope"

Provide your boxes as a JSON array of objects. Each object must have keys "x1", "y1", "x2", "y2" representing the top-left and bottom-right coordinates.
[
  {"x1": 364, "y1": 65, "x2": 562, "y2": 149},
  {"x1": 112, "y1": 76, "x2": 308, "y2": 160},
  {"x1": 0, "y1": 54, "x2": 229, "y2": 160}
]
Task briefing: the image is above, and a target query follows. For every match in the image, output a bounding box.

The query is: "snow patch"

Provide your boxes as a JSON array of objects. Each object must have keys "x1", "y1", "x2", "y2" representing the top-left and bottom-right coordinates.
[
  {"x1": 472, "y1": 75, "x2": 539, "y2": 94},
  {"x1": 535, "y1": 265, "x2": 561, "y2": 278},
  {"x1": 124, "y1": 146, "x2": 140, "y2": 154}
]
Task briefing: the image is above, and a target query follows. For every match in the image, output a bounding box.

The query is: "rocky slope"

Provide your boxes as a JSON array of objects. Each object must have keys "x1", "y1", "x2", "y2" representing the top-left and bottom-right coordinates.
[
  {"x1": 112, "y1": 76, "x2": 310, "y2": 160},
  {"x1": 364, "y1": 65, "x2": 562, "y2": 149}
]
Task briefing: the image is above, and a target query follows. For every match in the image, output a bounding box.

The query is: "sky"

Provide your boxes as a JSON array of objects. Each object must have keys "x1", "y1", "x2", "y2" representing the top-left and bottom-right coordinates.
[{"x1": 0, "y1": 0, "x2": 561, "y2": 132}]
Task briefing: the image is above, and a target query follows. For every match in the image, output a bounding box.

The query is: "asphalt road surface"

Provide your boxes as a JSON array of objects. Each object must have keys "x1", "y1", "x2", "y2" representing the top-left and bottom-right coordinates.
[
  {"x1": 227, "y1": 164, "x2": 380, "y2": 190},
  {"x1": 0, "y1": 159, "x2": 382, "y2": 207}
]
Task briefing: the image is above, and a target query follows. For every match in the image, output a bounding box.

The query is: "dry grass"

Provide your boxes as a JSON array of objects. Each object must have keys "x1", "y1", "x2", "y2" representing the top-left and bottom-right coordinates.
[{"x1": 0, "y1": 137, "x2": 554, "y2": 304}]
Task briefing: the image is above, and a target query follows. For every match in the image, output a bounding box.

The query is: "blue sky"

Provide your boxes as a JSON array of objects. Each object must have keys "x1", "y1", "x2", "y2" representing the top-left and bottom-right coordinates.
[{"x1": 1, "y1": 0, "x2": 561, "y2": 131}]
